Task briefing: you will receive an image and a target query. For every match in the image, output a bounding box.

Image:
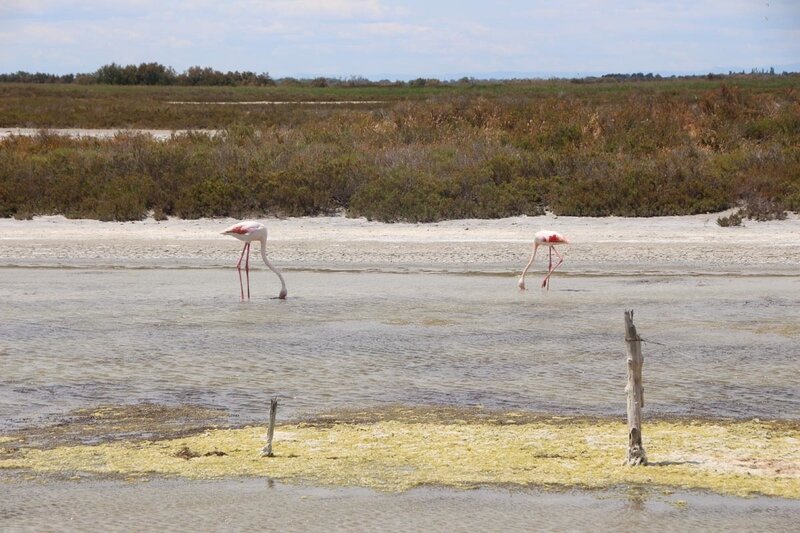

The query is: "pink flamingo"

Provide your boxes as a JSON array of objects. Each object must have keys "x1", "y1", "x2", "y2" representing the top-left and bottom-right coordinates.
[
  {"x1": 221, "y1": 221, "x2": 287, "y2": 300},
  {"x1": 518, "y1": 230, "x2": 570, "y2": 291}
]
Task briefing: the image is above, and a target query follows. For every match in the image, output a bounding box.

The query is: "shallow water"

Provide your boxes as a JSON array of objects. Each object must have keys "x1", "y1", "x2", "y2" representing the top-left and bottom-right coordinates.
[
  {"x1": 2, "y1": 478, "x2": 799, "y2": 532},
  {"x1": 2, "y1": 264, "x2": 798, "y2": 430}
]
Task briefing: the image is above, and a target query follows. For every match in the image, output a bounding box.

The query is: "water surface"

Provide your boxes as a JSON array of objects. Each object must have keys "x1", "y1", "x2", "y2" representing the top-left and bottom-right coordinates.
[
  {"x1": 2, "y1": 266, "x2": 798, "y2": 430},
  {"x1": 2, "y1": 479, "x2": 799, "y2": 532}
]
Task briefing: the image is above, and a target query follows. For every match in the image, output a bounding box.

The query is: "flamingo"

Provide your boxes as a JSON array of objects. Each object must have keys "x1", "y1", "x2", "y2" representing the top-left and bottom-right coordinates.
[
  {"x1": 518, "y1": 230, "x2": 570, "y2": 291},
  {"x1": 221, "y1": 220, "x2": 287, "y2": 300}
]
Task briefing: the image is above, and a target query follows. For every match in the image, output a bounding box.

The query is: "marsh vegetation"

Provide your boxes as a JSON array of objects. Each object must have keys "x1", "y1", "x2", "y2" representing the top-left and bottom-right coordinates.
[{"x1": 1, "y1": 76, "x2": 798, "y2": 222}]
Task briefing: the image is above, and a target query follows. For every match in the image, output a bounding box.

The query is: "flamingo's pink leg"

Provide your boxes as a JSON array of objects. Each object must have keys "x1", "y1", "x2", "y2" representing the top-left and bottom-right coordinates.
[
  {"x1": 244, "y1": 242, "x2": 251, "y2": 300},
  {"x1": 236, "y1": 243, "x2": 247, "y2": 269},
  {"x1": 541, "y1": 246, "x2": 565, "y2": 289},
  {"x1": 542, "y1": 246, "x2": 553, "y2": 289},
  {"x1": 236, "y1": 243, "x2": 248, "y2": 300}
]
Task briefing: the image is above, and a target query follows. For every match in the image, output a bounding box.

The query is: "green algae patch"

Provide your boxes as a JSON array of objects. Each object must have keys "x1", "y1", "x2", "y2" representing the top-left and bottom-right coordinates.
[{"x1": 2, "y1": 414, "x2": 799, "y2": 498}]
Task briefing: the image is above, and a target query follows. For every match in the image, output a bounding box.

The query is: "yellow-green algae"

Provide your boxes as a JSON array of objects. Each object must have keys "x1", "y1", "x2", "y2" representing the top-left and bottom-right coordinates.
[{"x1": 2, "y1": 413, "x2": 798, "y2": 498}]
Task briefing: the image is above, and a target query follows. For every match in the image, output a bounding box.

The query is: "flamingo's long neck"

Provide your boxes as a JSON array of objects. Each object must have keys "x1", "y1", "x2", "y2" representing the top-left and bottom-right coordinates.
[
  {"x1": 260, "y1": 239, "x2": 287, "y2": 299},
  {"x1": 518, "y1": 244, "x2": 539, "y2": 287}
]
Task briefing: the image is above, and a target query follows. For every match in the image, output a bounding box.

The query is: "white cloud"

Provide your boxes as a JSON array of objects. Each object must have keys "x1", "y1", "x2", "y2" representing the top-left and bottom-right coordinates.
[
  {"x1": 176, "y1": 0, "x2": 389, "y2": 20},
  {"x1": 263, "y1": 0, "x2": 387, "y2": 18},
  {"x1": 0, "y1": 0, "x2": 798, "y2": 77},
  {"x1": 358, "y1": 22, "x2": 430, "y2": 36},
  {"x1": 7, "y1": 23, "x2": 79, "y2": 45}
]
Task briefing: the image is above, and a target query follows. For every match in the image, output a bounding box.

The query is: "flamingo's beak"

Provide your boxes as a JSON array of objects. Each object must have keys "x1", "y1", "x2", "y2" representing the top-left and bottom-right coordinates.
[{"x1": 279, "y1": 289, "x2": 288, "y2": 300}]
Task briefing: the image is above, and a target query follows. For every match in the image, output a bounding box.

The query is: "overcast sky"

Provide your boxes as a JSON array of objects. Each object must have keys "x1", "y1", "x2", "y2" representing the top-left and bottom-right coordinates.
[{"x1": 1, "y1": 1, "x2": 798, "y2": 79}]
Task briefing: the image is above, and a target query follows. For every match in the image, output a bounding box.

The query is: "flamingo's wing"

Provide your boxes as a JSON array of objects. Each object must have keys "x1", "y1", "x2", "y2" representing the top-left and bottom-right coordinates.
[
  {"x1": 222, "y1": 220, "x2": 262, "y2": 236},
  {"x1": 535, "y1": 229, "x2": 569, "y2": 244}
]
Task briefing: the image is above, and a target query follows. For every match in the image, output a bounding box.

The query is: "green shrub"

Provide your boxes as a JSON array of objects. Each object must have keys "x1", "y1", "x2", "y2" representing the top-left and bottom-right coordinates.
[
  {"x1": 91, "y1": 176, "x2": 150, "y2": 221},
  {"x1": 349, "y1": 170, "x2": 457, "y2": 222},
  {"x1": 174, "y1": 176, "x2": 248, "y2": 218}
]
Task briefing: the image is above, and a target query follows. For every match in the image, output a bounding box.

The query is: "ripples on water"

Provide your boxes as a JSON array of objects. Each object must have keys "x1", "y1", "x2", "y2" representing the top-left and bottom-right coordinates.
[
  {"x1": 3, "y1": 480, "x2": 800, "y2": 532},
  {"x1": 2, "y1": 264, "x2": 799, "y2": 430}
]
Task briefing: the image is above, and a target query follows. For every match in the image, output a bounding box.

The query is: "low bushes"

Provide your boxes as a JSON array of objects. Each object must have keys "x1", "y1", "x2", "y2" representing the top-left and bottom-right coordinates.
[{"x1": 1, "y1": 80, "x2": 798, "y2": 222}]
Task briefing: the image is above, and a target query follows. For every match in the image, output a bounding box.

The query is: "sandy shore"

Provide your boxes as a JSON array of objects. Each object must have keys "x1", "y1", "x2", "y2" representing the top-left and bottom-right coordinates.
[
  {"x1": 4, "y1": 211, "x2": 799, "y2": 243},
  {"x1": 2, "y1": 212, "x2": 799, "y2": 273}
]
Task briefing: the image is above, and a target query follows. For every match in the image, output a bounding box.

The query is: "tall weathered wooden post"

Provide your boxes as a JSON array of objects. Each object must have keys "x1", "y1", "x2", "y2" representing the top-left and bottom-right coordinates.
[
  {"x1": 624, "y1": 310, "x2": 647, "y2": 466},
  {"x1": 260, "y1": 396, "x2": 278, "y2": 458}
]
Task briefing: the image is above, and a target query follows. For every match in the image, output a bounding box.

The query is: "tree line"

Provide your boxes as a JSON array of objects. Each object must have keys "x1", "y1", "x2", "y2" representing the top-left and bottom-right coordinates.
[
  {"x1": 1, "y1": 62, "x2": 794, "y2": 88},
  {"x1": 0, "y1": 63, "x2": 275, "y2": 86}
]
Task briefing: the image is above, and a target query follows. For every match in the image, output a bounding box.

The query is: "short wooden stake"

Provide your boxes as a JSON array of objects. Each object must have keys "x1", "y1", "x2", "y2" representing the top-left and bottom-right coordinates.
[
  {"x1": 624, "y1": 310, "x2": 647, "y2": 466},
  {"x1": 260, "y1": 396, "x2": 278, "y2": 458}
]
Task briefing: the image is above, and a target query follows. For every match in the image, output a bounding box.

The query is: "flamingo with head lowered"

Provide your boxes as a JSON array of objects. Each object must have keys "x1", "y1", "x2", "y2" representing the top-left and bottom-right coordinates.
[
  {"x1": 518, "y1": 230, "x2": 570, "y2": 291},
  {"x1": 222, "y1": 220, "x2": 287, "y2": 300}
]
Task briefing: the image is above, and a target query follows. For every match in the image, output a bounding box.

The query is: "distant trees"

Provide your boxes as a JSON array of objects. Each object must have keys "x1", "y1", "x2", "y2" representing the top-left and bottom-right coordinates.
[
  {"x1": 601, "y1": 72, "x2": 662, "y2": 81},
  {"x1": 92, "y1": 62, "x2": 276, "y2": 86},
  {"x1": 0, "y1": 62, "x2": 794, "y2": 87},
  {"x1": 0, "y1": 62, "x2": 276, "y2": 87},
  {"x1": 408, "y1": 78, "x2": 442, "y2": 87},
  {"x1": 95, "y1": 62, "x2": 176, "y2": 85},
  {"x1": 0, "y1": 62, "x2": 528, "y2": 88},
  {"x1": 180, "y1": 66, "x2": 275, "y2": 86},
  {"x1": 0, "y1": 71, "x2": 76, "y2": 83}
]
